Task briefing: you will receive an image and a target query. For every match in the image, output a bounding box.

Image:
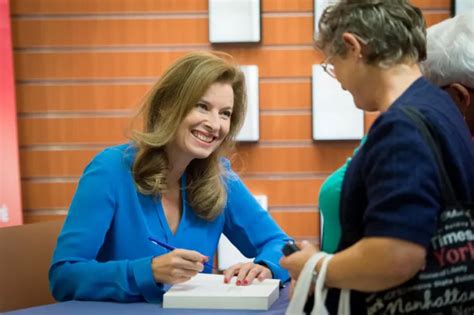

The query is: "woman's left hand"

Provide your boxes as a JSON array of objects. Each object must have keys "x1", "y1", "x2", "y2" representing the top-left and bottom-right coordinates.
[
  {"x1": 280, "y1": 241, "x2": 319, "y2": 280},
  {"x1": 223, "y1": 262, "x2": 272, "y2": 285}
]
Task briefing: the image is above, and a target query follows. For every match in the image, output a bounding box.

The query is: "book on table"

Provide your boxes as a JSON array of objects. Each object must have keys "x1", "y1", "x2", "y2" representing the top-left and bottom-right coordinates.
[{"x1": 162, "y1": 273, "x2": 280, "y2": 310}]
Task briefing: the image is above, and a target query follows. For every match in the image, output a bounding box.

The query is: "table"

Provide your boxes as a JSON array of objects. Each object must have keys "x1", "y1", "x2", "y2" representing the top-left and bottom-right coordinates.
[{"x1": 4, "y1": 286, "x2": 290, "y2": 315}]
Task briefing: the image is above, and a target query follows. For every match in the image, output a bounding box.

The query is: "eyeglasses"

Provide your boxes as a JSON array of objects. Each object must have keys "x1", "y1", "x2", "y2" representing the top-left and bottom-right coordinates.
[{"x1": 320, "y1": 56, "x2": 336, "y2": 78}]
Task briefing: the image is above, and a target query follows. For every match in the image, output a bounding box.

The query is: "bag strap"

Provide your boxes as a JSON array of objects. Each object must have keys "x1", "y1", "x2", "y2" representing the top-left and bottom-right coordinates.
[
  {"x1": 312, "y1": 255, "x2": 350, "y2": 315},
  {"x1": 313, "y1": 255, "x2": 333, "y2": 315},
  {"x1": 400, "y1": 106, "x2": 459, "y2": 207},
  {"x1": 286, "y1": 252, "x2": 329, "y2": 315}
]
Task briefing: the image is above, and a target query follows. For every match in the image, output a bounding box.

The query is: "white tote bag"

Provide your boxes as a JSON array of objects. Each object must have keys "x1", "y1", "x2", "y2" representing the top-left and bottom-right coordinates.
[{"x1": 286, "y1": 253, "x2": 350, "y2": 315}]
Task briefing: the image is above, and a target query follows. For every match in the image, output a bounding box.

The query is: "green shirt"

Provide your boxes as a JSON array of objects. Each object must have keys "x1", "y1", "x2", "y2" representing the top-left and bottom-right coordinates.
[{"x1": 319, "y1": 136, "x2": 367, "y2": 253}]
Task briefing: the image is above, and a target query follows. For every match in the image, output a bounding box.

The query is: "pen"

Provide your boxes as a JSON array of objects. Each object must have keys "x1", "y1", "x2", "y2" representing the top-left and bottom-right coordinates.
[{"x1": 148, "y1": 237, "x2": 216, "y2": 271}]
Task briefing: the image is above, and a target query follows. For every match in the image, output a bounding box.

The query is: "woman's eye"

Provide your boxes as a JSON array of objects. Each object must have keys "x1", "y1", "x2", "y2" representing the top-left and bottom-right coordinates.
[
  {"x1": 197, "y1": 103, "x2": 208, "y2": 110},
  {"x1": 221, "y1": 111, "x2": 232, "y2": 118}
]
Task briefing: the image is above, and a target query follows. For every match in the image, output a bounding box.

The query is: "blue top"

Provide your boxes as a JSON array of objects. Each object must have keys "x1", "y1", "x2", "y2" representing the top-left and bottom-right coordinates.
[
  {"x1": 49, "y1": 144, "x2": 290, "y2": 303},
  {"x1": 329, "y1": 77, "x2": 474, "y2": 314}
]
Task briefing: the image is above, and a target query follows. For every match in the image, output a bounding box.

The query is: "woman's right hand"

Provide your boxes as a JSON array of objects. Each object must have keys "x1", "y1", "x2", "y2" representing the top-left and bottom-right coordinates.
[{"x1": 151, "y1": 249, "x2": 208, "y2": 284}]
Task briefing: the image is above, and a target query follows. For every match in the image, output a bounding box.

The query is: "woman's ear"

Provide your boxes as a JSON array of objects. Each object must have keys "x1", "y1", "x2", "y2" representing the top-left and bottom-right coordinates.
[
  {"x1": 445, "y1": 83, "x2": 470, "y2": 113},
  {"x1": 341, "y1": 32, "x2": 362, "y2": 58}
]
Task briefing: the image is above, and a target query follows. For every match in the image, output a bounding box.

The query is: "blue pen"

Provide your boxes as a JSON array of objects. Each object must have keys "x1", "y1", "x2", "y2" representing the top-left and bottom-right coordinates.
[{"x1": 148, "y1": 237, "x2": 215, "y2": 270}]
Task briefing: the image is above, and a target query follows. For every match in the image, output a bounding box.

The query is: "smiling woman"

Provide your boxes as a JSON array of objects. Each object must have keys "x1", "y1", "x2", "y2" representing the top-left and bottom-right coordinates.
[
  {"x1": 132, "y1": 52, "x2": 246, "y2": 220},
  {"x1": 167, "y1": 82, "x2": 235, "y2": 177},
  {"x1": 48, "y1": 51, "x2": 291, "y2": 304}
]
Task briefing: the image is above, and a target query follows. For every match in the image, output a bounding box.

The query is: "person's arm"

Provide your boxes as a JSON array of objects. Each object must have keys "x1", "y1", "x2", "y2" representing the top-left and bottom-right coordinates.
[
  {"x1": 49, "y1": 149, "x2": 163, "y2": 303},
  {"x1": 282, "y1": 110, "x2": 439, "y2": 292},
  {"x1": 326, "y1": 237, "x2": 425, "y2": 291},
  {"x1": 222, "y1": 166, "x2": 291, "y2": 282},
  {"x1": 281, "y1": 237, "x2": 425, "y2": 292}
]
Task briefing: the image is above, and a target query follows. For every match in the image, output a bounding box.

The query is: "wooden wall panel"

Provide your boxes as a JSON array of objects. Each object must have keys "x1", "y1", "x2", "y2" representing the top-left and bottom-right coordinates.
[
  {"x1": 272, "y1": 211, "x2": 319, "y2": 238},
  {"x1": 14, "y1": 49, "x2": 322, "y2": 80},
  {"x1": 12, "y1": 18, "x2": 209, "y2": 47},
  {"x1": 264, "y1": 16, "x2": 313, "y2": 45},
  {"x1": 18, "y1": 117, "x2": 130, "y2": 145},
  {"x1": 16, "y1": 84, "x2": 149, "y2": 113},
  {"x1": 260, "y1": 114, "x2": 312, "y2": 141},
  {"x1": 235, "y1": 144, "x2": 357, "y2": 174},
  {"x1": 11, "y1": 0, "x2": 208, "y2": 14},
  {"x1": 410, "y1": 0, "x2": 450, "y2": 9},
  {"x1": 20, "y1": 150, "x2": 99, "y2": 178},
  {"x1": 22, "y1": 182, "x2": 76, "y2": 210},
  {"x1": 10, "y1": 0, "x2": 449, "y2": 16},
  {"x1": 11, "y1": 0, "x2": 315, "y2": 15},
  {"x1": 17, "y1": 81, "x2": 311, "y2": 113},
  {"x1": 12, "y1": 12, "x2": 444, "y2": 49},
  {"x1": 24, "y1": 215, "x2": 65, "y2": 224},
  {"x1": 424, "y1": 12, "x2": 450, "y2": 26},
  {"x1": 260, "y1": 81, "x2": 311, "y2": 110},
  {"x1": 13, "y1": 16, "x2": 314, "y2": 48},
  {"x1": 244, "y1": 178, "x2": 324, "y2": 207},
  {"x1": 263, "y1": 0, "x2": 313, "y2": 12}
]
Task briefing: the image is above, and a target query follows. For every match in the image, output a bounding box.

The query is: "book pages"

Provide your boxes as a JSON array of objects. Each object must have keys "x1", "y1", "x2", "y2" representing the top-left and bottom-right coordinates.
[{"x1": 163, "y1": 273, "x2": 280, "y2": 310}]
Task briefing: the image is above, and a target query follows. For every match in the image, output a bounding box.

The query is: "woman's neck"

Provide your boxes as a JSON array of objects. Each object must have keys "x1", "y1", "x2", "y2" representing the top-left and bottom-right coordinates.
[
  {"x1": 166, "y1": 162, "x2": 187, "y2": 190},
  {"x1": 164, "y1": 146, "x2": 192, "y2": 190},
  {"x1": 366, "y1": 62, "x2": 422, "y2": 112}
]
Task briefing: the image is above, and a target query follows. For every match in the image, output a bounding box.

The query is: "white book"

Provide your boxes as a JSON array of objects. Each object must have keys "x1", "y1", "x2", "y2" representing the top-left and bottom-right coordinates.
[{"x1": 163, "y1": 273, "x2": 280, "y2": 310}]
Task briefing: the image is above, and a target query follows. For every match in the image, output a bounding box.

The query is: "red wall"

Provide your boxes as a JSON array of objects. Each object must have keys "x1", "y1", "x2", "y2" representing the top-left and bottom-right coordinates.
[{"x1": 0, "y1": 0, "x2": 23, "y2": 227}]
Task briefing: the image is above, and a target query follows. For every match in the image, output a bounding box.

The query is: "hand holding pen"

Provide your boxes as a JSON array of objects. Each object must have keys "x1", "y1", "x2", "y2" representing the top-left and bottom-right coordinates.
[{"x1": 148, "y1": 237, "x2": 214, "y2": 285}]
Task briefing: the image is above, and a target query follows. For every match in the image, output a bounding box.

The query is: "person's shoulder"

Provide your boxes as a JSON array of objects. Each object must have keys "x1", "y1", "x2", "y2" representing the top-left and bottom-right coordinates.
[
  {"x1": 368, "y1": 106, "x2": 413, "y2": 138},
  {"x1": 219, "y1": 157, "x2": 231, "y2": 169},
  {"x1": 219, "y1": 157, "x2": 240, "y2": 182},
  {"x1": 360, "y1": 106, "x2": 428, "y2": 166},
  {"x1": 91, "y1": 143, "x2": 136, "y2": 171}
]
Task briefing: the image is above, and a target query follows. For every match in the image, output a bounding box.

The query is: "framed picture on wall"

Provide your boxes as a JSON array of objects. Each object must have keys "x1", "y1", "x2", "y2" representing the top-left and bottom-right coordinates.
[
  {"x1": 312, "y1": 65, "x2": 364, "y2": 140},
  {"x1": 209, "y1": 0, "x2": 261, "y2": 44},
  {"x1": 236, "y1": 65, "x2": 260, "y2": 142},
  {"x1": 451, "y1": 0, "x2": 474, "y2": 16},
  {"x1": 314, "y1": 0, "x2": 339, "y2": 34}
]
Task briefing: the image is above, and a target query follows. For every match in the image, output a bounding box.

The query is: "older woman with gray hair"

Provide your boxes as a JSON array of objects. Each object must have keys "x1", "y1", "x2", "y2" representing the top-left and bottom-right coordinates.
[
  {"x1": 281, "y1": 1, "x2": 474, "y2": 314},
  {"x1": 422, "y1": 11, "x2": 474, "y2": 138}
]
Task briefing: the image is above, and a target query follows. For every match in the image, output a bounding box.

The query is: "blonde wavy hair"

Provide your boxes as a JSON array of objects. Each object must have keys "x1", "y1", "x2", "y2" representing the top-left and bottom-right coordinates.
[{"x1": 131, "y1": 51, "x2": 246, "y2": 220}]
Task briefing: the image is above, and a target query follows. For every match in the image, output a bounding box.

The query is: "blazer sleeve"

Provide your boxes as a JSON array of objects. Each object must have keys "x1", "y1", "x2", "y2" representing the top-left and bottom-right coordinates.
[
  {"x1": 222, "y1": 165, "x2": 291, "y2": 282},
  {"x1": 48, "y1": 149, "x2": 164, "y2": 303}
]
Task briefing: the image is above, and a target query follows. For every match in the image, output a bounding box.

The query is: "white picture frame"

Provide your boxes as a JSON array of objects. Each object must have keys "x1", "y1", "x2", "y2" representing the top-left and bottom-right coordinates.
[
  {"x1": 209, "y1": 0, "x2": 261, "y2": 43},
  {"x1": 452, "y1": 0, "x2": 474, "y2": 16},
  {"x1": 314, "y1": 0, "x2": 339, "y2": 35},
  {"x1": 312, "y1": 65, "x2": 364, "y2": 140},
  {"x1": 236, "y1": 65, "x2": 259, "y2": 142}
]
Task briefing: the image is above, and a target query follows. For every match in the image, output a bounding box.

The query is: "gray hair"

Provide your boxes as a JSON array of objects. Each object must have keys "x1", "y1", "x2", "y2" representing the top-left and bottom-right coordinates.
[
  {"x1": 315, "y1": 0, "x2": 426, "y2": 68},
  {"x1": 421, "y1": 11, "x2": 474, "y2": 89}
]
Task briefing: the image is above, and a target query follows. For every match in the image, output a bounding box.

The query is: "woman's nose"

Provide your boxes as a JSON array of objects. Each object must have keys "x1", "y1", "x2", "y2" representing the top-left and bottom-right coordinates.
[{"x1": 204, "y1": 112, "x2": 220, "y2": 131}]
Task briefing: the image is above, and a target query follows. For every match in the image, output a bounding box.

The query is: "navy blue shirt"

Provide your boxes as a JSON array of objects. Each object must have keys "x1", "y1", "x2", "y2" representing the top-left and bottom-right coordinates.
[{"x1": 330, "y1": 77, "x2": 474, "y2": 314}]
